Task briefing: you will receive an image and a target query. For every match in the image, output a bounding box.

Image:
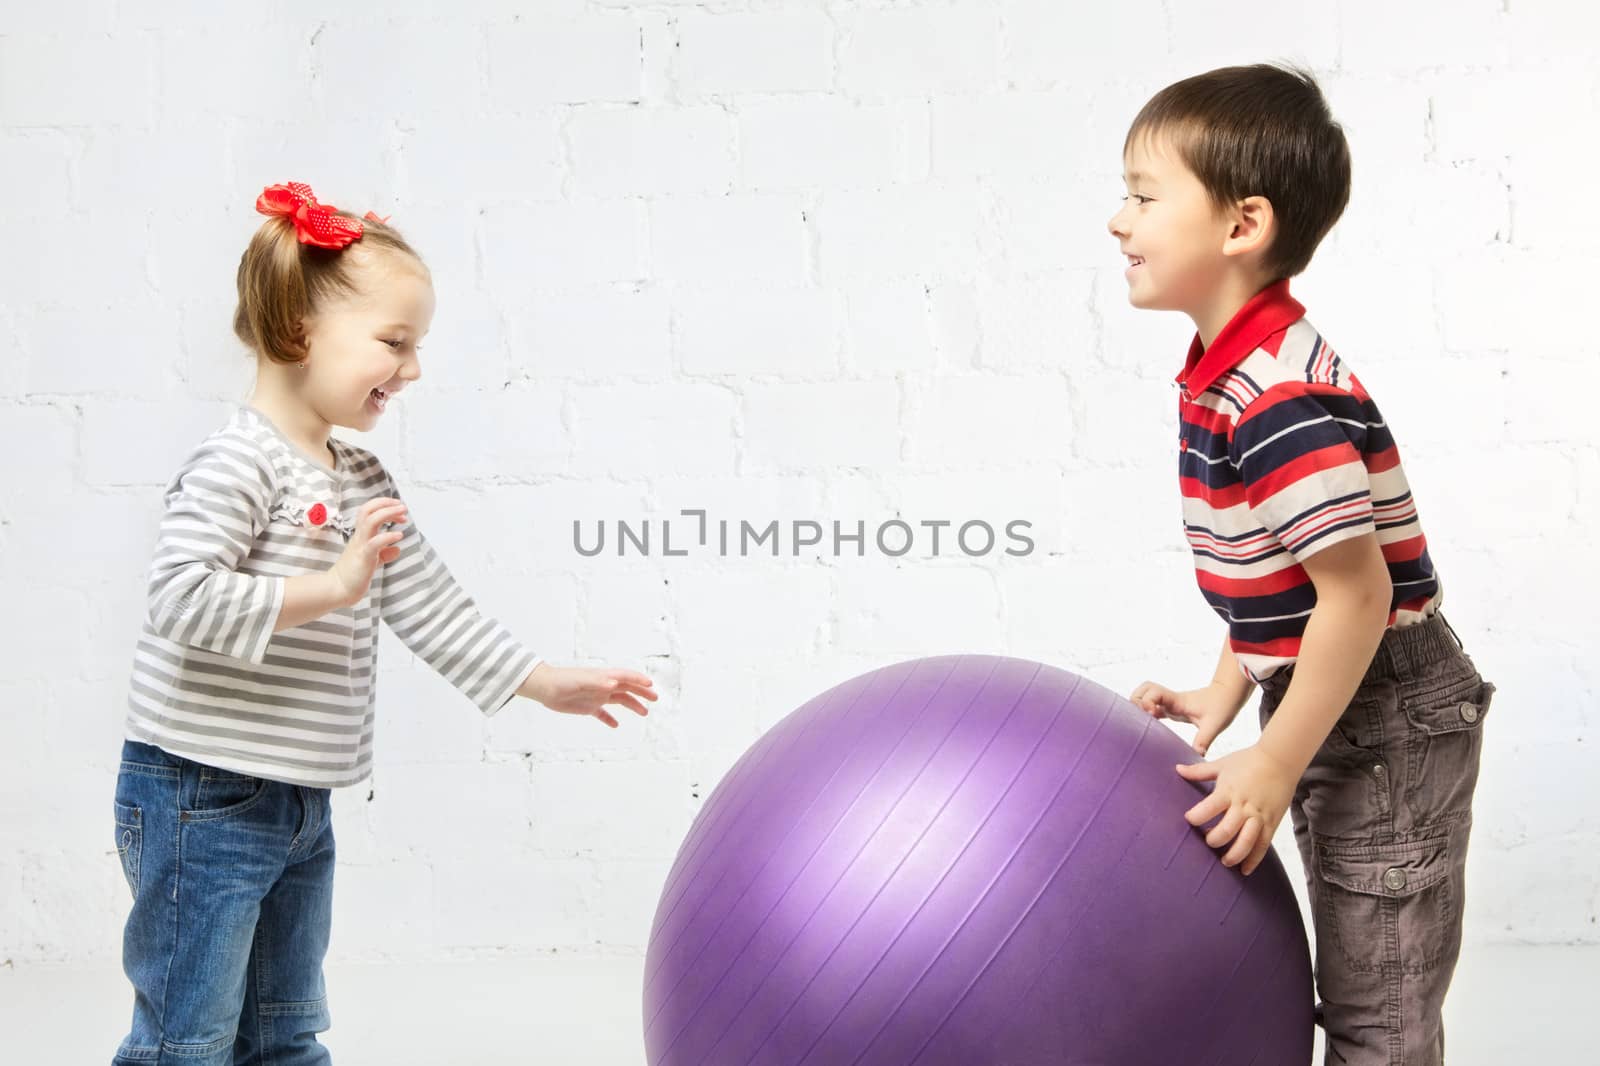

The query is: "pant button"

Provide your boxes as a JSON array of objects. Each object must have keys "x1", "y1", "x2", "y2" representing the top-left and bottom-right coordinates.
[
  {"x1": 1383, "y1": 867, "x2": 1408, "y2": 892},
  {"x1": 1459, "y1": 701, "x2": 1478, "y2": 723}
]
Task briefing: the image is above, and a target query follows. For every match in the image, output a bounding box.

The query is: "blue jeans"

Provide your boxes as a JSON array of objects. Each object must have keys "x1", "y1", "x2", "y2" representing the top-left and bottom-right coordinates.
[{"x1": 111, "y1": 739, "x2": 336, "y2": 1065}]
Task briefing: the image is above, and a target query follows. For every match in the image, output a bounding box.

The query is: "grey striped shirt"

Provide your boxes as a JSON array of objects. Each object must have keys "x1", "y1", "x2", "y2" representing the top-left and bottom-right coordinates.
[{"x1": 124, "y1": 403, "x2": 542, "y2": 788}]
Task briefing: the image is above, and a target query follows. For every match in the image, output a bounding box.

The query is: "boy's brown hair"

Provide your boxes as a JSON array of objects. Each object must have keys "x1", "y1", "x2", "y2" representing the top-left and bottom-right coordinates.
[
  {"x1": 1125, "y1": 61, "x2": 1351, "y2": 281},
  {"x1": 233, "y1": 211, "x2": 428, "y2": 366}
]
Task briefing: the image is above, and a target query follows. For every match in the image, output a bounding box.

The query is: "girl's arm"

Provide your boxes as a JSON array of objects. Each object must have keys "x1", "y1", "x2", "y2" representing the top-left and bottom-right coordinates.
[
  {"x1": 374, "y1": 470, "x2": 541, "y2": 716},
  {"x1": 275, "y1": 571, "x2": 350, "y2": 632},
  {"x1": 145, "y1": 435, "x2": 286, "y2": 664}
]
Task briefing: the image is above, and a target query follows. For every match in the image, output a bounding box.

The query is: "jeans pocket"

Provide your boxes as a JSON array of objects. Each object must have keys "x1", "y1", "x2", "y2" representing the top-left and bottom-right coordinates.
[
  {"x1": 114, "y1": 800, "x2": 142, "y2": 896},
  {"x1": 1317, "y1": 835, "x2": 1454, "y2": 976},
  {"x1": 1400, "y1": 670, "x2": 1493, "y2": 827},
  {"x1": 185, "y1": 767, "x2": 270, "y2": 821}
]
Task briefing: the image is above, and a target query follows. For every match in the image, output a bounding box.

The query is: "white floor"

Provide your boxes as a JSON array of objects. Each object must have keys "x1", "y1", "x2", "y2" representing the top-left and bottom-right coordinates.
[{"x1": 1, "y1": 945, "x2": 1588, "y2": 1064}]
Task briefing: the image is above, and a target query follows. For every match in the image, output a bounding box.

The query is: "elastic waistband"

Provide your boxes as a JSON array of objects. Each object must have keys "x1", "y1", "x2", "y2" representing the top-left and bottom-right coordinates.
[{"x1": 1260, "y1": 610, "x2": 1466, "y2": 694}]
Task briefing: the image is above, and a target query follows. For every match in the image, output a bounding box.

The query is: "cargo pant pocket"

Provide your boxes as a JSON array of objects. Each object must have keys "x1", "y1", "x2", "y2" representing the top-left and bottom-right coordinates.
[
  {"x1": 1316, "y1": 835, "x2": 1455, "y2": 976},
  {"x1": 1401, "y1": 674, "x2": 1494, "y2": 828}
]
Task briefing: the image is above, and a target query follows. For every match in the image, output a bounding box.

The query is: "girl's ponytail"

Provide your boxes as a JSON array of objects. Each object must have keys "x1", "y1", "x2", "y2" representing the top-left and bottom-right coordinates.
[{"x1": 231, "y1": 181, "x2": 425, "y2": 367}]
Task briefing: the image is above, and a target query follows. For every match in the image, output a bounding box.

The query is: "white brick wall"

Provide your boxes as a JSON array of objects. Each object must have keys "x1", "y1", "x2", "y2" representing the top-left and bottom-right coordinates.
[{"x1": 2, "y1": 1, "x2": 1594, "y2": 972}]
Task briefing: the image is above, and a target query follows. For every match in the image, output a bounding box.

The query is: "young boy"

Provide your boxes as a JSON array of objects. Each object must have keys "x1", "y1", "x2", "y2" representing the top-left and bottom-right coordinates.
[{"x1": 1107, "y1": 63, "x2": 1495, "y2": 1065}]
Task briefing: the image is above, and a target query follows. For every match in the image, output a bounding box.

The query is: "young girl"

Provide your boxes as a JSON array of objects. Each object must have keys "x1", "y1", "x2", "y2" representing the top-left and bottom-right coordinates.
[{"x1": 110, "y1": 181, "x2": 657, "y2": 1065}]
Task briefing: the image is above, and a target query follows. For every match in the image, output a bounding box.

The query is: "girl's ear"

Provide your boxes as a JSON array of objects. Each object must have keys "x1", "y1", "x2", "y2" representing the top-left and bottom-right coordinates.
[{"x1": 285, "y1": 319, "x2": 311, "y2": 361}]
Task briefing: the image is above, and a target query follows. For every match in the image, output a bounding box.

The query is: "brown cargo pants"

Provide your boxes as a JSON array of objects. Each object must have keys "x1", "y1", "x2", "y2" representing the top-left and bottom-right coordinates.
[{"x1": 1258, "y1": 610, "x2": 1494, "y2": 1065}]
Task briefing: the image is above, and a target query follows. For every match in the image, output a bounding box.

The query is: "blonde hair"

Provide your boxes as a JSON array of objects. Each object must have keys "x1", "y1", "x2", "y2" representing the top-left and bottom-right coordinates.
[{"x1": 232, "y1": 209, "x2": 427, "y2": 366}]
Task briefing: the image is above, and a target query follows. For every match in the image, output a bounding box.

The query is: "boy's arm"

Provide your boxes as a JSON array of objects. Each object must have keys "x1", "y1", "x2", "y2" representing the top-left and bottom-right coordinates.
[
  {"x1": 1256, "y1": 532, "x2": 1392, "y2": 774},
  {"x1": 1208, "y1": 633, "x2": 1256, "y2": 717},
  {"x1": 1225, "y1": 379, "x2": 1390, "y2": 772},
  {"x1": 1177, "y1": 532, "x2": 1390, "y2": 876},
  {"x1": 1177, "y1": 382, "x2": 1390, "y2": 874}
]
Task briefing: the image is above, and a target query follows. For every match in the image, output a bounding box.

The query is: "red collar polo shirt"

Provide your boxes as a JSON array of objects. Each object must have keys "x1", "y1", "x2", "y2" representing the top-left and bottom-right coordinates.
[{"x1": 1174, "y1": 279, "x2": 1444, "y2": 683}]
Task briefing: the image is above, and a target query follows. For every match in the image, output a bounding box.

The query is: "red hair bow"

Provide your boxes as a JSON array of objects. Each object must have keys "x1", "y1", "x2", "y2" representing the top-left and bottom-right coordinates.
[{"x1": 255, "y1": 181, "x2": 390, "y2": 249}]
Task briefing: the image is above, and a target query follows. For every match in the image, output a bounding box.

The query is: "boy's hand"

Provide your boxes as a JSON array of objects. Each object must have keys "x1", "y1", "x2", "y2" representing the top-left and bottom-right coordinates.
[
  {"x1": 1174, "y1": 744, "x2": 1299, "y2": 876},
  {"x1": 519, "y1": 663, "x2": 657, "y2": 729},
  {"x1": 1128, "y1": 680, "x2": 1242, "y2": 755}
]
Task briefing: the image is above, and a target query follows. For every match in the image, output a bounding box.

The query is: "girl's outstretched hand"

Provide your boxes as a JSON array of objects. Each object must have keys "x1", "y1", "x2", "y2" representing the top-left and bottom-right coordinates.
[{"x1": 520, "y1": 663, "x2": 657, "y2": 728}]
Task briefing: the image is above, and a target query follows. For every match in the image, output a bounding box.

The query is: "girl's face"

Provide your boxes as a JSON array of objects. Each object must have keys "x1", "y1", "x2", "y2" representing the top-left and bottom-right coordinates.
[
  {"x1": 1105, "y1": 131, "x2": 1234, "y2": 315},
  {"x1": 299, "y1": 251, "x2": 433, "y2": 431}
]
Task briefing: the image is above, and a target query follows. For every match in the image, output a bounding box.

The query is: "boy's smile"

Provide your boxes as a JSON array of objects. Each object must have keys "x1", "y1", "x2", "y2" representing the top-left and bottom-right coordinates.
[
  {"x1": 1107, "y1": 131, "x2": 1277, "y2": 349},
  {"x1": 1107, "y1": 133, "x2": 1221, "y2": 311}
]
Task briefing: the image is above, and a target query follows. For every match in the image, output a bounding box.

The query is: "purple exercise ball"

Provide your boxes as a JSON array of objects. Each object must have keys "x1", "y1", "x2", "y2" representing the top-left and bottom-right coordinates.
[{"x1": 643, "y1": 654, "x2": 1313, "y2": 1065}]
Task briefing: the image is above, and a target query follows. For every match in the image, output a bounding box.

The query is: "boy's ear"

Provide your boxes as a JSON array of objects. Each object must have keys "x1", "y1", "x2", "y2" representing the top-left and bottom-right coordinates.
[{"x1": 1223, "y1": 195, "x2": 1275, "y2": 261}]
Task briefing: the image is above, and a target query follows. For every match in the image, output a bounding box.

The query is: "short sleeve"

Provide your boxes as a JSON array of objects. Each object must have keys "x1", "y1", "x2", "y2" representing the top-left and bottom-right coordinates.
[{"x1": 1227, "y1": 383, "x2": 1377, "y2": 563}]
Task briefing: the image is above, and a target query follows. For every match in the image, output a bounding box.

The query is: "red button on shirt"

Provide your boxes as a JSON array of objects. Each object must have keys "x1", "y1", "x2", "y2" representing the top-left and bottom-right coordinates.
[{"x1": 307, "y1": 502, "x2": 328, "y2": 526}]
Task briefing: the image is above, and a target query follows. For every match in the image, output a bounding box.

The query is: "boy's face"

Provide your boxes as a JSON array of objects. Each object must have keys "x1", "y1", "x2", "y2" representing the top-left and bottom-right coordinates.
[{"x1": 1107, "y1": 131, "x2": 1238, "y2": 315}]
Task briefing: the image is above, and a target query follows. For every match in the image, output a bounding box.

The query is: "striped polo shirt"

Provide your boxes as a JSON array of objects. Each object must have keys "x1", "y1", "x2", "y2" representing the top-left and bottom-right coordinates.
[
  {"x1": 124, "y1": 403, "x2": 542, "y2": 788},
  {"x1": 1176, "y1": 279, "x2": 1443, "y2": 683}
]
